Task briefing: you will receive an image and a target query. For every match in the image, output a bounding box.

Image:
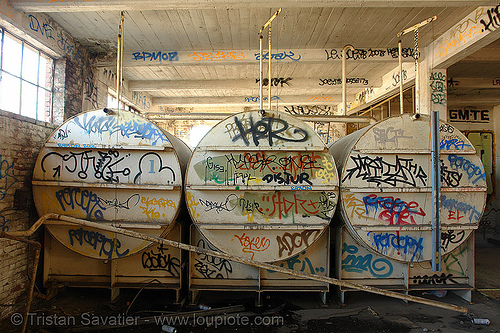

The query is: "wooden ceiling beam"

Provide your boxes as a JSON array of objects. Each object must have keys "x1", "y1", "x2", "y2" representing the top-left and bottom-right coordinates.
[
  {"x1": 128, "y1": 78, "x2": 379, "y2": 91},
  {"x1": 10, "y1": 0, "x2": 495, "y2": 12},
  {"x1": 447, "y1": 77, "x2": 500, "y2": 89},
  {"x1": 152, "y1": 94, "x2": 348, "y2": 106},
  {"x1": 95, "y1": 48, "x2": 416, "y2": 68}
]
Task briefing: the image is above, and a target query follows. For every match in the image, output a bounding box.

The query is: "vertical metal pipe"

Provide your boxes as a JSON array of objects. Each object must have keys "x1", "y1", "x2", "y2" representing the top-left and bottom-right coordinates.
[
  {"x1": 399, "y1": 40, "x2": 404, "y2": 114},
  {"x1": 326, "y1": 121, "x2": 331, "y2": 144},
  {"x1": 116, "y1": 11, "x2": 124, "y2": 110},
  {"x1": 342, "y1": 45, "x2": 354, "y2": 115},
  {"x1": 431, "y1": 110, "x2": 441, "y2": 271},
  {"x1": 268, "y1": 22, "x2": 272, "y2": 110},
  {"x1": 414, "y1": 29, "x2": 420, "y2": 115},
  {"x1": 259, "y1": 35, "x2": 263, "y2": 111}
]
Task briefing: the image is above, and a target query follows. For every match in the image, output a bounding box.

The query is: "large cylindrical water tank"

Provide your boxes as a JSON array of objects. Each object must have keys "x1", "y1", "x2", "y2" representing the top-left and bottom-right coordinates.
[
  {"x1": 32, "y1": 109, "x2": 191, "y2": 259},
  {"x1": 185, "y1": 110, "x2": 339, "y2": 262},
  {"x1": 329, "y1": 114, "x2": 487, "y2": 262}
]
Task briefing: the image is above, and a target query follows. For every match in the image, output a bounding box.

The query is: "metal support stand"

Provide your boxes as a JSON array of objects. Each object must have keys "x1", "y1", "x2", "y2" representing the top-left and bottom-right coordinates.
[
  {"x1": 398, "y1": 40, "x2": 404, "y2": 114},
  {"x1": 342, "y1": 44, "x2": 355, "y2": 115},
  {"x1": 116, "y1": 11, "x2": 124, "y2": 110},
  {"x1": 259, "y1": 35, "x2": 264, "y2": 111},
  {"x1": 258, "y1": 8, "x2": 282, "y2": 112},
  {"x1": 397, "y1": 15, "x2": 437, "y2": 115},
  {"x1": 4, "y1": 213, "x2": 473, "y2": 316}
]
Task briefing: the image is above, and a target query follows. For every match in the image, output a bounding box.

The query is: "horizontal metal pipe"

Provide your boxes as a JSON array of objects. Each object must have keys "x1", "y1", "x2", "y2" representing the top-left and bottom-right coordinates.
[
  {"x1": 144, "y1": 112, "x2": 376, "y2": 123},
  {"x1": 5, "y1": 213, "x2": 469, "y2": 314}
]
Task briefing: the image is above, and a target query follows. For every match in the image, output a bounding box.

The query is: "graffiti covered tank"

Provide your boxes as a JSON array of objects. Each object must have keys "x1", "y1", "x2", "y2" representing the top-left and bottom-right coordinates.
[
  {"x1": 185, "y1": 110, "x2": 339, "y2": 262},
  {"x1": 32, "y1": 109, "x2": 191, "y2": 259},
  {"x1": 329, "y1": 114, "x2": 487, "y2": 262}
]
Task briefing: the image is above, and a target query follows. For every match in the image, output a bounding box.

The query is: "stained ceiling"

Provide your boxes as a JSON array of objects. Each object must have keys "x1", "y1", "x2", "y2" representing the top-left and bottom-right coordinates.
[{"x1": 8, "y1": 0, "x2": 500, "y2": 113}]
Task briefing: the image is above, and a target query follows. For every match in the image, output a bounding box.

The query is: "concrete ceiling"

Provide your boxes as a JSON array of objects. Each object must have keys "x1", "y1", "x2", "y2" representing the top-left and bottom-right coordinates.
[{"x1": 8, "y1": 0, "x2": 500, "y2": 112}]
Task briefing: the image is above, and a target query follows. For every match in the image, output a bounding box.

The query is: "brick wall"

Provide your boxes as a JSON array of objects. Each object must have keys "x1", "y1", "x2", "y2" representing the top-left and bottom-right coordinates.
[
  {"x1": 64, "y1": 56, "x2": 87, "y2": 120},
  {"x1": 0, "y1": 110, "x2": 56, "y2": 320}
]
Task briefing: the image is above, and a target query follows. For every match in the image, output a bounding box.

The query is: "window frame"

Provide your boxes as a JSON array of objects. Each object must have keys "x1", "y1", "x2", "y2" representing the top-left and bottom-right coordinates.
[{"x1": 0, "y1": 27, "x2": 55, "y2": 122}]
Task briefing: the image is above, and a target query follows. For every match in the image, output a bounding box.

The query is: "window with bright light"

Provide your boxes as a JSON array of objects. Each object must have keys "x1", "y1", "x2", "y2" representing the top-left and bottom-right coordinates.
[
  {"x1": 107, "y1": 94, "x2": 131, "y2": 111},
  {"x1": 190, "y1": 124, "x2": 213, "y2": 147},
  {"x1": 0, "y1": 28, "x2": 54, "y2": 122}
]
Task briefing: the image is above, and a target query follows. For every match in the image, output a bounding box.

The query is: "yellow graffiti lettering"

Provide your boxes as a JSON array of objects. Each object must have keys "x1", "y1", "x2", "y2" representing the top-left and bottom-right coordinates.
[
  {"x1": 343, "y1": 193, "x2": 367, "y2": 219},
  {"x1": 449, "y1": 8, "x2": 484, "y2": 39},
  {"x1": 315, "y1": 168, "x2": 336, "y2": 183},
  {"x1": 435, "y1": 25, "x2": 483, "y2": 59},
  {"x1": 322, "y1": 156, "x2": 334, "y2": 171},
  {"x1": 315, "y1": 156, "x2": 337, "y2": 183},
  {"x1": 139, "y1": 196, "x2": 177, "y2": 220},
  {"x1": 185, "y1": 191, "x2": 200, "y2": 218},
  {"x1": 188, "y1": 51, "x2": 245, "y2": 62}
]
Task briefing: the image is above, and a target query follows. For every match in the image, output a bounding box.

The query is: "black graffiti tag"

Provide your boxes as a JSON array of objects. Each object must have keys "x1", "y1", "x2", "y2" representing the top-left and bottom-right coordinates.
[
  {"x1": 262, "y1": 172, "x2": 312, "y2": 186},
  {"x1": 193, "y1": 239, "x2": 233, "y2": 279},
  {"x1": 441, "y1": 230, "x2": 466, "y2": 251},
  {"x1": 68, "y1": 227, "x2": 129, "y2": 259},
  {"x1": 41, "y1": 150, "x2": 131, "y2": 182},
  {"x1": 440, "y1": 159, "x2": 462, "y2": 187},
  {"x1": 133, "y1": 152, "x2": 175, "y2": 184},
  {"x1": 141, "y1": 244, "x2": 181, "y2": 276},
  {"x1": 480, "y1": 4, "x2": 500, "y2": 31},
  {"x1": 231, "y1": 116, "x2": 308, "y2": 147},
  {"x1": 283, "y1": 105, "x2": 332, "y2": 115},
  {"x1": 343, "y1": 154, "x2": 428, "y2": 187},
  {"x1": 412, "y1": 273, "x2": 458, "y2": 285},
  {"x1": 255, "y1": 77, "x2": 292, "y2": 87}
]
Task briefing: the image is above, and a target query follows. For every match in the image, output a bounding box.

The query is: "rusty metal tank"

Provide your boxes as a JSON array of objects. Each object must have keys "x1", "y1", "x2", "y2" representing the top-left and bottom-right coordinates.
[
  {"x1": 185, "y1": 110, "x2": 339, "y2": 262},
  {"x1": 329, "y1": 113, "x2": 487, "y2": 262},
  {"x1": 32, "y1": 108, "x2": 191, "y2": 259}
]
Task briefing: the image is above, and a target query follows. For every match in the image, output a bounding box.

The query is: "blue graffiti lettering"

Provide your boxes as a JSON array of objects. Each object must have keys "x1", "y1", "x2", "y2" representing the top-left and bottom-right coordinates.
[
  {"x1": 342, "y1": 243, "x2": 393, "y2": 278},
  {"x1": 255, "y1": 51, "x2": 301, "y2": 61},
  {"x1": 1, "y1": 216, "x2": 9, "y2": 232},
  {"x1": 363, "y1": 194, "x2": 425, "y2": 225},
  {"x1": 291, "y1": 185, "x2": 313, "y2": 190},
  {"x1": 244, "y1": 96, "x2": 281, "y2": 103},
  {"x1": 28, "y1": 14, "x2": 55, "y2": 41},
  {"x1": 440, "y1": 138, "x2": 471, "y2": 150},
  {"x1": 72, "y1": 113, "x2": 169, "y2": 146},
  {"x1": 447, "y1": 155, "x2": 486, "y2": 184},
  {"x1": 269, "y1": 250, "x2": 325, "y2": 274},
  {"x1": 132, "y1": 91, "x2": 151, "y2": 110},
  {"x1": 368, "y1": 232, "x2": 424, "y2": 262},
  {"x1": 28, "y1": 14, "x2": 82, "y2": 62},
  {"x1": 440, "y1": 194, "x2": 482, "y2": 223},
  {"x1": 55, "y1": 187, "x2": 106, "y2": 220},
  {"x1": 0, "y1": 155, "x2": 17, "y2": 201},
  {"x1": 131, "y1": 51, "x2": 179, "y2": 62}
]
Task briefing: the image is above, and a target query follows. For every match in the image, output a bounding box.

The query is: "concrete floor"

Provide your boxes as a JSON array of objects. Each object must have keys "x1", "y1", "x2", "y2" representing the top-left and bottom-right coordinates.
[{"x1": 1, "y1": 237, "x2": 499, "y2": 333}]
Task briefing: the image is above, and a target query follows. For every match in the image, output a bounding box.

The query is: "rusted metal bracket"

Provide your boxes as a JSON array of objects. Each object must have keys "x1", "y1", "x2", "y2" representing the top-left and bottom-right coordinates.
[{"x1": 5, "y1": 212, "x2": 469, "y2": 328}]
